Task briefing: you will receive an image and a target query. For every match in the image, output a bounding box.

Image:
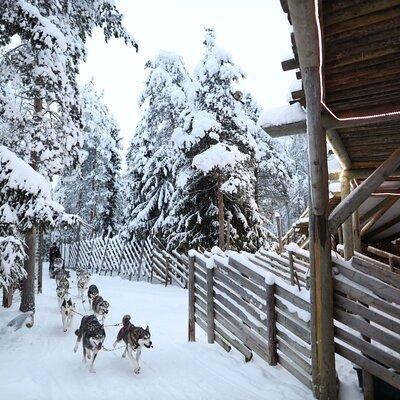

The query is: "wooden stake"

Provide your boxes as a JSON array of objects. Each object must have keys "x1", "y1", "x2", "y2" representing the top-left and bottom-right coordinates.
[
  {"x1": 217, "y1": 176, "x2": 225, "y2": 251},
  {"x1": 341, "y1": 174, "x2": 354, "y2": 260},
  {"x1": 206, "y1": 266, "x2": 215, "y2": 344},
  {"x1": 288, "y1": 251, "x2": 295, "y2": 286},
  {"x1": 188, "y1": 255, "x2": 196, "y2": 342},
  {"x1": 265, "y1": 283, "x2": 277, "y2": 366},
  {"x1": 276, "y1": 213, "x2": 283, "y2": 254}
]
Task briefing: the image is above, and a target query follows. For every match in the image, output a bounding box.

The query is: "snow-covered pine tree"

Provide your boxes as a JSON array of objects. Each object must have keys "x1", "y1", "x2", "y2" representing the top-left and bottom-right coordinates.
[
  {"x1": 0, "y1": 0, "x2": 136, "y2": 312},
  {"x1": 168, "y1": 28, "x2": 264, "y2": 252},
  {"x1": 124, "y1": 51, "x2": 191, "y2": 242},
  {"x1": 242, "y1": 93, "x2": 293, "y2": 229},
  {"x1": 0, "y1": 145, "x2": 79, "y2": 305},
  {"x1": 56, "y1": 83, "x2": 122, "y2": 237}
]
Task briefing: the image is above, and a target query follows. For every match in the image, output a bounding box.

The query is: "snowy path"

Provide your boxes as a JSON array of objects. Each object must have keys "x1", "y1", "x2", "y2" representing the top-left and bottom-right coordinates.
[{"x1": 0, "y1": 271, "x2": 359, "y2": 400}]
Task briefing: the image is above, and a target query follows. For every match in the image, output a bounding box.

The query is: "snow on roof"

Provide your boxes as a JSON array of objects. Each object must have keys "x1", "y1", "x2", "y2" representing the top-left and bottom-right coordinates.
[
  {"x1": 192, "y1": 143, "x2": 248, "y2": 173},
  {"x1": 0, "y1": 146, "x2": 51, "y2": 198},
  {"x1": 258, "y1": 102, "x2": 306, "y2": 128}
]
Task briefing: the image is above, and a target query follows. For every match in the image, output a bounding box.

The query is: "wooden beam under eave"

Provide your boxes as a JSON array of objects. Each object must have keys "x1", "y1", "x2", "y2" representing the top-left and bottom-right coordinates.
[
  {"x1": 329, "y1": 148, "x2": 400, "y2": 233},
  {"x1": 326, "y1": 129, "x2": 352, "y2": 170},
  {"x1": 260, "y1": 112, "x2": 400, "y2": 138},
  {"x1": 363, "y1": 214, "x2": 400, "y2": 242}
]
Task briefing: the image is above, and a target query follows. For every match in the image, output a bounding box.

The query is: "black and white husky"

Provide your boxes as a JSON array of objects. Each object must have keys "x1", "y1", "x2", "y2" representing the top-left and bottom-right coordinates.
[
  {"x1": 87, "y1": 284, "x2": 99, "y2": 307},
  {"x1": 113, "y1": 315, "x2": 152, "y2": 374},
  {"x1": 91, "y1": 295, "x2": 109, "y2": 323},
  {"x1": 74, "y1": 315, "x2": 105, "y2": 373},
  {"x1": 56, "y1": 285, "x2": 68, "y2": 307},
  {"x1": 60, "y1": 298, "x2": 75, "y2": 332}
]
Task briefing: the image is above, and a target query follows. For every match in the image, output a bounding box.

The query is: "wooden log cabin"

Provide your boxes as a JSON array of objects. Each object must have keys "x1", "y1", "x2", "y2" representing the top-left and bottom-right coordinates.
[{"x1": 259, "y1": 1, "x2": 400, "y2": 399}]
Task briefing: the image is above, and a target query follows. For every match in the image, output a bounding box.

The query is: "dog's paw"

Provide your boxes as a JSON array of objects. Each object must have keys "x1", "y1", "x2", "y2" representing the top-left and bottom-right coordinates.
[
  {"x1": 73, "y1": 347, "x2": 78, "y2": 353},
  {"x1": 87, "y1": 353, "x2": 91, "y2": 360},
  {"x1": 133, "y1": 367, "x2": 140, "y2": 374}
]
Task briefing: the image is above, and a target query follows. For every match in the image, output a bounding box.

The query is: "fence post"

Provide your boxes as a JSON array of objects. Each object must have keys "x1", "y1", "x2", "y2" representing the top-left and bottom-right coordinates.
[
  {"x1": 206, "y1": 265, "x2": 215, "y2": 344},
  {"x1": 117, "y1": 239, "x2": 126, "y2": 276},
  {"x1": 165, "y1": 255, "x2": 170, "y2": 287},
  {"x1": 74, "y1": 225, "x2": 82, "y2": 270},
  {"x1": 276, "y1": 213, "x2": 283, "y2": 253},
  {"x1": 265, "y1": 282, "x2": 277, "y2": 365},
  {"x1": 288, "y1": 250, "x2": 295, "y2": 286},
  {"x1": 188, "y1": 254, "x2": 196, "y2": 342},
  {"x1": 137, "y1": 238, "x2": 145, "y2": 281}
]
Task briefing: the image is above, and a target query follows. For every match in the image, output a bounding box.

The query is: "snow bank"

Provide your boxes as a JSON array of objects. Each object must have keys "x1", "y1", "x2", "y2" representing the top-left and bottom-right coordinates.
[{"x1": 258, "y1": 103, "x2": 306, "y2": 128}]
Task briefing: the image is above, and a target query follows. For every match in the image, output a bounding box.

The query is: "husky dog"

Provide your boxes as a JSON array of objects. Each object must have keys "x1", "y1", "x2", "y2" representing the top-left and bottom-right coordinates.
[
  {"x1": 56, "y1": 285, "x2": 68, "y2": 307},
  {"x1": 77, "y1": 272, "x2": 91, "y2": 298},
  {"x1": 56, "y1": 270, "x2": 69, "y2": 287},
  {"x1": 58, "y1": 276, "x2": 69, "y2": 291},
  {"x1": 74, "y1": 315, "x2": 105, "y2": 373},
  {"x1": 87, "y1": 284, "x2": 99, "y2": 307},
  {"x1": 91, "y1": 295, "x2": 109, "y2": 322},
  {"x1": 60, "y1": 298, "x2": 75, "y2": 332},
  {"x1": 113, "y1": 315, "x2": 152, "y2": 374}
]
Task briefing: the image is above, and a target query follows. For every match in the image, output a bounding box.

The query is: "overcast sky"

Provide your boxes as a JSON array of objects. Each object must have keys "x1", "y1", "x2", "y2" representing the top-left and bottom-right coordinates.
[{"x1": 79, "y1": 0, "x2": 294, "y2": 153}]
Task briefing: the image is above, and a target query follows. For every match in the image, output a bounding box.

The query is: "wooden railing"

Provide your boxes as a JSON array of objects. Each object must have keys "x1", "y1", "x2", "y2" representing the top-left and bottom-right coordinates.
[{"x1": 188, "y1": 250, "x2": 313, "y2": 389}]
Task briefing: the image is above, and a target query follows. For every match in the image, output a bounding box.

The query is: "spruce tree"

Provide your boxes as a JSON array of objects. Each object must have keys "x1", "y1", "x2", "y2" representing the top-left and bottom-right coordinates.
[
  {"x1": 56, "y1": 83, "x2": 122, "y2": 237},
  {"x1": 125, "y1": 51, "x2": 191, "y2": 242},
  {"x1": 168, "y1": 29, "x2": 264, "y2": 252},
  {"x1": 0, "y1": 1, "x2": 136, "y2": 311}
]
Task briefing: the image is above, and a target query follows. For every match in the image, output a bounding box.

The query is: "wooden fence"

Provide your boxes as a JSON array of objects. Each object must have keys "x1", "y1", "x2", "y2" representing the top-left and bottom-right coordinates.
[
  {"x1": 188, "y1": 250, "x2": 313, "y2": 389},
  {"x1": 65, "y1": 234, "x2": 400, "y2": 394},
  {"x1": 64, "y1": 235, "x2": 188, "y2": 288}
]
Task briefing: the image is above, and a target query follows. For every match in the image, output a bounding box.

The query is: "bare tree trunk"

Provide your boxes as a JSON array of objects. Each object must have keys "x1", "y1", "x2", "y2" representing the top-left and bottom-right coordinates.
[
  {"x1": 37, "y1": 227, "x2": 44, "y2": 293},
  {"x1": 20, "y1": 227, "x2": 36, "y2": 312},
  {"x1": 3, "y1": 286, "x2": 13, "y2": 308},
  {"x1": 217, "y1": 176, "x2": 225, "y2": 251}
]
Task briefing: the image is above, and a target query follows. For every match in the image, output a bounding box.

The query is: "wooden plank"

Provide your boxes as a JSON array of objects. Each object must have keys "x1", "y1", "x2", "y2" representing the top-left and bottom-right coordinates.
[
  {"x1": 334, "y1": 278, "x2": 400, "y2": 320},
  {"x1": 277, "y1": 354, "x2": 313, "y2": 390},
  {"x1": 265, "y1": 283, "x2": 277, "y2": 365},
  {"x1": 351, "y1": 255, "x2": 400, "y2": 290},
  {"x1": 341, "y1": 174, "x2": 354, "y2": 260},
  {"x1": 333, "y1": 258, "x2": 400, "y2": 305},
  {"x1": 329, "y1": 148, "x2": 400, "y2": 233},
  {"x1": 227, "y1": 257, "x2": 265, "y2": 287},
  {"x1": 206, "y1": 267, "x2": 215, "y2": 344},
  {"x1": 334, "y1": 308, "x2": 400, "y2": 354},
  {"x1": 214, "y1": 269, "x2": 264, "y2": 312},
  {"x1": 335, "y1": 343, "x2": 400, "y2": 390},
  {"x1": 335, "y1": 326, "x2": 400, "y2": 372},
  {"x1": 275, "y1": 297, "x2": 310, "y2": 330},
  {"x1": 188, "y1": 256, "x2": 195, "y2": 342},
  {"x1": 277, "y1": 339, "x2": 312, "y2": 375},
  {"x1": 214, "y1": 258, "x2": 265, "y2": 299},
  {"x1": 334, "y1": 294, "x2": 400, "y2": 335},
  {"x1": 275, "y1": 285, "x2": 310, "y2": 312},
  {"x1": 276, "y1": 327, "x2": 311, "y2": 358},
  {"x1": 276, "y1": 308, "x2": 311, "y2": 344},
  {"x1": 364, "y1": 213, "x2": 400, "y2": 240}
]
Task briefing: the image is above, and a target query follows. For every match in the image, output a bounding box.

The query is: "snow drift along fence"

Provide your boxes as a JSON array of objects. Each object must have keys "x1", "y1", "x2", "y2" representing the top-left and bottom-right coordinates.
[
  {"x1": 65, "y1": 235, "x2": 188, "y2": 287},
  {"x1": 188, "y1": 250, "x2": 313, "y2": 389}
]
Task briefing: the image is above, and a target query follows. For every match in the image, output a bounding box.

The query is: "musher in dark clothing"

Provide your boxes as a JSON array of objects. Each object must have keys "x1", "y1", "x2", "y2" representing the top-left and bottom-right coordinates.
[{"x1": 49, "y1": 242, "x2": 61, "y2": 277}]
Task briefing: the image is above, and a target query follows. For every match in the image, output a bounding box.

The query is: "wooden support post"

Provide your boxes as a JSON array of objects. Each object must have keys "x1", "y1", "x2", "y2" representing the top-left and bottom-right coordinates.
[
  {"x1": 206, "y1": 266, "x2": 215, "y2": 344},
  {"x1": 265, "y1": 282, "x2": 277, "y2": 366},
  {"x1": 188, "y1": 255, "x2": 196, "y2": 342},
  {"x1": 2, "y1": 286, "x2": 13, "y2": 308},
  {"x1": 362, "y1": 370, "x2": 374, "y2": 400},
  {"x1": 226, "y1": 215, "x2": 231, "y2": 250},
  {"x1": 341, "y1": 174, "x2": 354, "y2": 260},
  {"x1": 352, "y1": 209, "x2": 361, "y2": 253},
  {"x1": 276, "y1": 213, "x2": 283, "y2": 253},
  {"x1": 329, "y1": 148, "x2": 400, "y2": 233},
  {"x1": 288, "y1": 251, "x2": 295, "y2": 286}
]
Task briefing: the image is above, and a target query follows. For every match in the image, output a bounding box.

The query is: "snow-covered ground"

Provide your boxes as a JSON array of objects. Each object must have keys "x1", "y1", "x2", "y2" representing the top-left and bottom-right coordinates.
[{"x1": 0, "y1": 268, "x2": 361, "y2": 400}]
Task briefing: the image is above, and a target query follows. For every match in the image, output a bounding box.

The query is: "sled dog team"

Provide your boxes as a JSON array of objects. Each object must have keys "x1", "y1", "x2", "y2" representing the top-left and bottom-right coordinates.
[{"x1": 54, "y1": 260, "x2": 152, "y2": 374}]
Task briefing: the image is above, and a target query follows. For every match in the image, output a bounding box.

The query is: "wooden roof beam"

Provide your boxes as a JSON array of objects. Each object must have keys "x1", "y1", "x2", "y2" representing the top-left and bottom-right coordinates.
[
  {"x1": 329, "y1": 148, "x2": 400, "y2": 233},
  {"x1": 363, "y1": 214, "x2": 400, "y2": 241},
  {"x1": 326, "y1": 129, "x2": 352, "y2": 170},
  {"x1": 262, "y1": 112, "x2": 400, "y2": 138},
  {"x1": 360, "y1": 196, "x2": 400, "y2": 225}
]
